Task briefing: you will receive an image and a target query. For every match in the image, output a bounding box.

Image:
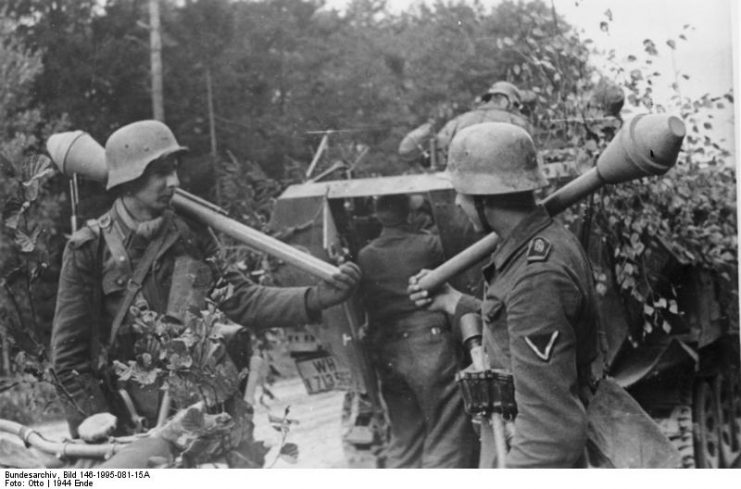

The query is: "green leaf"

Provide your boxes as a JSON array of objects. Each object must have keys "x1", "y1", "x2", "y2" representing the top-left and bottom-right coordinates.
[
  {"x1": 643, "y1": 321, "x2": 653, "y2": 334},
  {"x1": 279, "y1": 442, "x2": 299, "y2": 464},
  {"x1": 14, "y1": 228, "x2": 40, "y2": 253},
  {"x1": 2, "y1": 200, "x2": 29, "y2": 230},
  {"x1": 596, "y1": 283, "x2": 608, "y2": 296},
  {"x1": 662, "y1": 320, "x2": 672, "y2": 334},
  {"x1": 21, "y1": 155, "x2": 54, "y2": 202}
]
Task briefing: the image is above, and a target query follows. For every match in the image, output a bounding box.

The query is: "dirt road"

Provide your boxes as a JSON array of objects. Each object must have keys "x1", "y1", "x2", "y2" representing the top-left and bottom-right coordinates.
[{"x1": 253, "y1": 376, "x2": 348, "y2": 468}]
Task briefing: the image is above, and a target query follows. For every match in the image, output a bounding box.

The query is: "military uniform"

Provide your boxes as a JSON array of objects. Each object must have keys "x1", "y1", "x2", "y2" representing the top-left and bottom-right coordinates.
[
  {"x1": 435, "y1": 103, "x2": 533, "y2": 158},
  {"x1": 52, "y1": 200, "x2": 317, "y2": 437},
  {"x1": 359, "y1": 226, "x2": 477, "y2": 468},
  {"x1": 455, "y1": 207, "x2": 599, "y2": 468}
]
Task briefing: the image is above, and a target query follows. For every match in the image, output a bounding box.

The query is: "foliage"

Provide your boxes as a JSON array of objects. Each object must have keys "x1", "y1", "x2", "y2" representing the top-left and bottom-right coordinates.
[
  {"x1": 4, "y1": 0, "x2": 597, "y2": 180},
  {"x1": 558, "y1": 11, "x2": 737, "y2": 343},
  {"x1": 4, "y1": 0, "x2": 150, "y2": 139},
  {"x1": 1, "y1": 152, "x2": 63, "y2": 363},
  {"x1": 1, "y1": 14, "x2": 71, "y2": 380},
  {"x1": 112, "y1": 303, "x2": 248, "y2": 408},
  {"x1": 110, "y1": 304, "x2": 282, "y2": 467},
  {"x1": 0, "y1": 373, "x2": 64, "y2": 425}
]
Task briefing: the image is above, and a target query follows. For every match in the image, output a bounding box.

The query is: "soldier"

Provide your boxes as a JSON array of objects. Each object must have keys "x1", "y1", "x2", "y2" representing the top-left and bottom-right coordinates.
[
  {"x1": 408, "y1": 122, "x2": 599, "y2": 468},
  {"x1": 51, "y1": 120, "x2": 361, "y2": 466},
  {"x1": 399, "y1": 81, "x2": 532, "y2": 170},
  {"x1": 357, "y1": 195, "x2": 477, "y2": 468}
]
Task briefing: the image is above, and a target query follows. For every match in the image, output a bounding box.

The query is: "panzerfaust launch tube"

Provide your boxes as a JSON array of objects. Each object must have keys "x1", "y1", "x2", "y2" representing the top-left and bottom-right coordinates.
[
  {"x1": 173, "y1": 190, "x2": 340, "y2": 281},
  {"x1": 46, "y1": 130, "x2": 341, "y2": 282},
  {"x1": 416, "y1": 114, "x2": 686, "y2": 292}
]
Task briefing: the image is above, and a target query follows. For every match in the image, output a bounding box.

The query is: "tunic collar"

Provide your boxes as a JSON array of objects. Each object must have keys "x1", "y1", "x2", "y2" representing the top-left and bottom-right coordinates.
[
  {"x1": 485, "y1": 206, "x2": 552, "y2": 274},
  {"x1": 113, "y1": 198, "x2": 170, "y2": 241}
]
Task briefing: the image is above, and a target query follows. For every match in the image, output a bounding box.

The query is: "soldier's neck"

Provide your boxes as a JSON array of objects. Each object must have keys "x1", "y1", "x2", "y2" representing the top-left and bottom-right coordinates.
[
  {"x1": 486, "y1": 207, "x2": 529, "y2": 241},
  {"x1": 121, "y1": 195, "x2": 160, "y2": 222}
]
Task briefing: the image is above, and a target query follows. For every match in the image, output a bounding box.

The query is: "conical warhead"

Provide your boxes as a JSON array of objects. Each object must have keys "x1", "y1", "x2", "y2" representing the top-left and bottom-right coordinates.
[{"x1": 46, "y1": 131, "x2": 107, "y2": 183}]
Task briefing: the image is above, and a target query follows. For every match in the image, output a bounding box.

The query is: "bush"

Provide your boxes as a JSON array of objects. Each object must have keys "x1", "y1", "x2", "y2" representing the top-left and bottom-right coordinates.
[{"x1": 0, "y1": 375, "x2": 64, "y2": 425}]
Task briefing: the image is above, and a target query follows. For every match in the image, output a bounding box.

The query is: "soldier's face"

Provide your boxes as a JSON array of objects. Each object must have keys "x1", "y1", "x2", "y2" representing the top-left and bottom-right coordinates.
[
  {"x1": 131, "y1": 156, "x2": 180, "y2": 215},
  {"x1": 455, "y1": 193, "x2": 484, "y2": 232}
]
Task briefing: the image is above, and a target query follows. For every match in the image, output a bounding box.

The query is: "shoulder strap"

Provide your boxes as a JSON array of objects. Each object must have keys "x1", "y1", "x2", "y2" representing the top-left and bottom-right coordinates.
[{"x1": 107, "y1": 229, "x2": 170, "y2": 348}]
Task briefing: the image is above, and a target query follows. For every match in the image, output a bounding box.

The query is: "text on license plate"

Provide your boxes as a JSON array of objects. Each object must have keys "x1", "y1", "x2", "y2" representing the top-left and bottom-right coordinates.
[{"x1": 295, "y1": 354, "x2": 352, "y2": 395}]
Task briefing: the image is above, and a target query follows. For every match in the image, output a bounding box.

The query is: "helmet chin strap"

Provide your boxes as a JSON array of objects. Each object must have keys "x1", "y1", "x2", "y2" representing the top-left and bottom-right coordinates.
[{"x1": 473, "y1": 196, "x2": 493, "y2": 234}]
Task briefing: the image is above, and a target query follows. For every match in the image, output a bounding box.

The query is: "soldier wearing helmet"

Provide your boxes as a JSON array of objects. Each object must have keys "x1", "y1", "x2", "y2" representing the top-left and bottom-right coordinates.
[
  {"x1": 398, "y1": 81, "x2": 532, "y2": 170},
  {"x1": 51, "y1": 120, "x2": 361, "y2": 467},
  {"x1": 408, "y1": 122, "x2": 599, "y2": 468}
]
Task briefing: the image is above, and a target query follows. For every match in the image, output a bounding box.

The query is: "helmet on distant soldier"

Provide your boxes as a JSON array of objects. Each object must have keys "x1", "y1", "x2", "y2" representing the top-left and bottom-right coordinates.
[
  {"x1": 105, "y1": 120, "x2": 187, "y2": 190},
  {"x1": 589, "y1": 78, "x2": 625, "y2": 117},
  {"x1": 447, "y1": 122, "x2": 546, "y2": 195},
  {"x1": 482, "y1": 81, "x2": 522, "y2": 108}
]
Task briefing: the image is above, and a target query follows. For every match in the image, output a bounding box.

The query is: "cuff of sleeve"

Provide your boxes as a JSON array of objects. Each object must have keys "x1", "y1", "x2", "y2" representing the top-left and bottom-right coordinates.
[
  {"x1": 453, "y1": 294, "x2": 481, "y2": 330},
  {"x1": 304, "y1": 287, "x2": 322, "y2": 323}
]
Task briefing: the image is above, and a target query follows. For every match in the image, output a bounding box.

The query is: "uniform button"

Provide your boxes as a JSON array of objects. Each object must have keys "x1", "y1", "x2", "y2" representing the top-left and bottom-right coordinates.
[
  {"x1": 402, "y1": 332, "x2": 409, "y2": 339},
  {"x1": 116, "y1": 278, "x2": 125, "y2": 286}
]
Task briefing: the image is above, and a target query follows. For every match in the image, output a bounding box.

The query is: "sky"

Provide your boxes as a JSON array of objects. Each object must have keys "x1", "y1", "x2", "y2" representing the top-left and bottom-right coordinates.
[{"x1": 324, "y1": 0, "x2": 738, "y2": 157}]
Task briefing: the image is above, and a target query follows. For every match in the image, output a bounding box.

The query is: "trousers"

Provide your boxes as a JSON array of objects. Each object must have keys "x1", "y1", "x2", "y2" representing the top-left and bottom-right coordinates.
[{"x1": 371, "y1": 312, "x2": 477, "y2": 468}]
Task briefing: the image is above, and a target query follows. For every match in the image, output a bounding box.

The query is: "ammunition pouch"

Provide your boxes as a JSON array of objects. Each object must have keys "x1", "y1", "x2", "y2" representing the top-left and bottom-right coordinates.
[{"x1": 455, "y1": 368, "x2": 517, "y2": 420}]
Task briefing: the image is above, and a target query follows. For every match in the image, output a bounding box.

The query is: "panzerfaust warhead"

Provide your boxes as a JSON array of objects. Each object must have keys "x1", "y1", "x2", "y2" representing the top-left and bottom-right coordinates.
[
  {"x1": 416, "y1": 113, "x2": 686, "y2": 292},
  {"x1": 46, "y1": 131, "x2": 341, "y2": 281}
]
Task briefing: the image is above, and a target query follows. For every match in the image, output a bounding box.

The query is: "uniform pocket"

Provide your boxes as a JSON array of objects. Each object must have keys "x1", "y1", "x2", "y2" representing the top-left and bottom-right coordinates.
[{"x1": 102, "y1": 268, "x2": 128, "y2": 296}]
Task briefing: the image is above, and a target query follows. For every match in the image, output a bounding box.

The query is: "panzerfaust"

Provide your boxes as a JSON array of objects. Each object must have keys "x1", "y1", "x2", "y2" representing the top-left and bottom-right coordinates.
[
  {"x1": 417, "y1": 113, "x2": 687, "y2": 291},
  {"x1": 46, "y1": 131, "x2": 340, "y2": 281}
]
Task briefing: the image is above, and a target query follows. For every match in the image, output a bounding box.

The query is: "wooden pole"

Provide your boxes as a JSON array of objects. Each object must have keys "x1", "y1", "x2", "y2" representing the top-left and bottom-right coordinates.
[{"x1": 149, "y1": 0, "x2": 165, "y2": 121}]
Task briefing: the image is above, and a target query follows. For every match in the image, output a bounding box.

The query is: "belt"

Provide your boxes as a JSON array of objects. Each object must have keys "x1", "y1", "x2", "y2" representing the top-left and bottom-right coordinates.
[{"x1": 380, "y1": 325, "x2": 447, "y2": 343}]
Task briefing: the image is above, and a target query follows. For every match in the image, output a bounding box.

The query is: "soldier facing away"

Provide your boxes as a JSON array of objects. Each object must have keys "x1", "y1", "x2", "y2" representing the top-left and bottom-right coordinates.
[
  {"x1": 51, "y1": 120, "x2": 361, "y2": 467},
  {"x1": 398, "y1": 81, "x2": 533, "y2": 170},
  {"x1": 408, "y1": 122, "x2": 600, "y2": 468},
  {"x1": 357, "y1": 195, "x2": 477, "y2": 468}
]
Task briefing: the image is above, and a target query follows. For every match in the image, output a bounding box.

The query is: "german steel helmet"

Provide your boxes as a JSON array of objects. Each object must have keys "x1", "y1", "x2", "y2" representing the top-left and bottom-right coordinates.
[
  {"x1": 484, "y1": 81, "x2": 522, "y2": 106},
  {"x1": 447, "y1": 122, "x2": 547, "y2": 195},
  {"x1": 105, "y1": 120, "x2": 187, "y2": 190}
]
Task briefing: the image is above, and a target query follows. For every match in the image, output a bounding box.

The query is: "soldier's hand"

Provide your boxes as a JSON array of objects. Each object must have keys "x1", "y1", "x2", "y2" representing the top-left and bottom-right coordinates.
[
  {"x1": 408, "y1": 269, "x2": 462, "y2": 315},
  {"x1": 309, "y1": 262, "x2": 362, "y2": 310}
]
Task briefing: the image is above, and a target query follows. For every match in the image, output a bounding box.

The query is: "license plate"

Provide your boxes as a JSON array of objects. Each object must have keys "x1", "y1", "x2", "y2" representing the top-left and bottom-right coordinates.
[{"x1": 295, "y1": 354, "x2": 352, "y2": 395}]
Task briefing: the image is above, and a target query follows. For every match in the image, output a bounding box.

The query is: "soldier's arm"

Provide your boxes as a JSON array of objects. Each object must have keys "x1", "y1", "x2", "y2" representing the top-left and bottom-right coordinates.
[
  {"x1": 51, "y1": 236, "x2": 110, "y2": 437},
  {"x1": 504, "y1": 267, "x2": 587, "y2": 468},
  {"x1": 435, "y1": 118, "x2": 458, "y2": 155},
  {"x1": 192, "y1": 218, "x2": 359, "y2": 329},
  {"x1": 218, "y1": 270, "x2": 317, "y2": 328},
  {"x1": 218, "y1": 263, "x2": 360, "y2": 329},
  {"x1": 186, "y1": 218, "x2": 318, "y2": 328}
]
